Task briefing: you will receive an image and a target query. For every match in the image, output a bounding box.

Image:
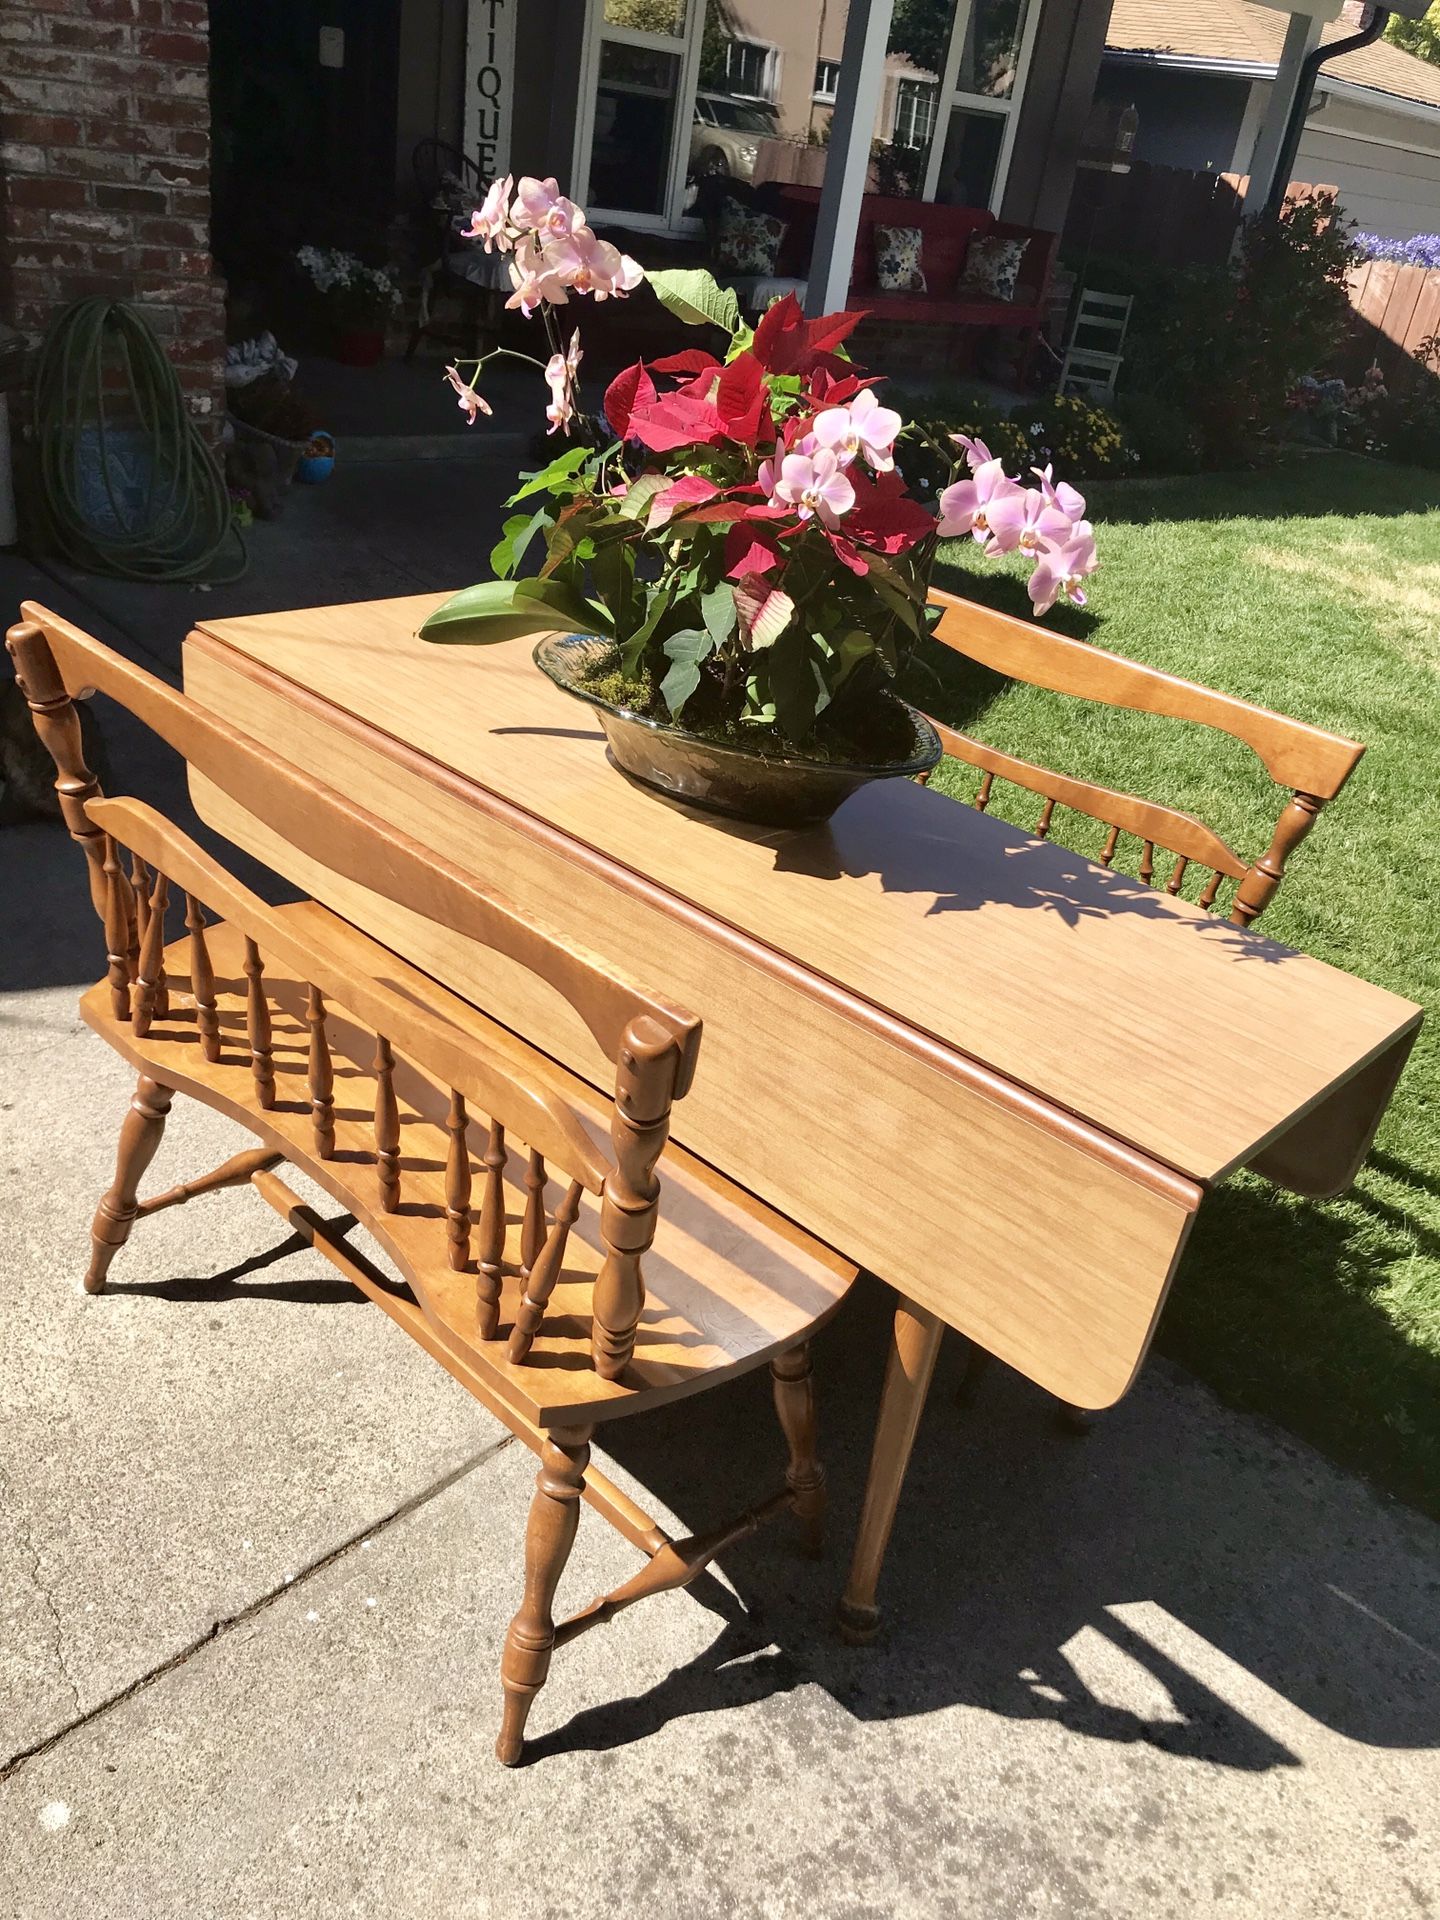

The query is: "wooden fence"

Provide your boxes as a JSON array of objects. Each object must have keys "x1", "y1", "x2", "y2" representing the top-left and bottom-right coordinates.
[
  {"x1": 1345, "y1": 259, "x2": 1440, "y2": 379},
  {"x1": 1063, "y1": 160, "x2": 1337, "y2": 268}
]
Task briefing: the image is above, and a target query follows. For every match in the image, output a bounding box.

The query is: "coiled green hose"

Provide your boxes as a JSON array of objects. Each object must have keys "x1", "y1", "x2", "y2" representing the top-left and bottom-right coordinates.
[{"x1": 30, "y1": 296, "x2": 245, "y2": 582}]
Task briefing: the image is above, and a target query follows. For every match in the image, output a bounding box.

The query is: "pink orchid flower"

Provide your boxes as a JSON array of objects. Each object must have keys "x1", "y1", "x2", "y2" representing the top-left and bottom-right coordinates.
[
  {"x1": 950, "y1": 433, "x2": 995, "y2": 474},
  {"x1": 1032, "y1": 463, "x2": 1086, "y2": 524},
  {"x1": 767, "y1": 447, "x2": 855, "y2": 527},
  {"x1": 543, "y1": 330, "x2": 583, "y2": 434},
  {"x1": 935, "y1": 457, "x2": 1021, "y2": 542},
  {"x1": 462, "y1": 174, "x2": 514, "y2": 251},
  {"x1": 981, "y1": 483, "x2": 1074, "y2": 559},
  {"x1": 512, "y1": 176, "x2": 580, "y2": 241},
  {"x1": 553, "y1": 226, "x2": 642, "y2": 299},
  {"x1": 443, "y1": 363, "x2": 492, "y2": 424},
  {"x1": 811, "y1": 386, "x2": 902, "y2": 473},
  {"x1": 506, "y1": 234, "x2": 569, "y2": 314},
  {"x1": 1028, "y1": 522, "x2": 1099, "y2": 615}
]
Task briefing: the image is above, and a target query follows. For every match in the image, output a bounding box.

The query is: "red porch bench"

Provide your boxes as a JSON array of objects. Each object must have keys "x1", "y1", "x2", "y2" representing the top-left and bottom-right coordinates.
[{"x1": 718, "y1": 184, "x2": 1057, "y2": 362}]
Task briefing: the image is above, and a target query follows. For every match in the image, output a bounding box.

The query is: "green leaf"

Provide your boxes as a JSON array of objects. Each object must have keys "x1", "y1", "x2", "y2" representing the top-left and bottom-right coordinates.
[
  {"x1": 768, "y1": 631, "x2": 829, "y2": 739},
  {"x1": 489, "y1": 508, "x2": 551, "y2": 580},
  {"x1": 617, "y1": 472, "x2": 670, "y2": 522},
  {"x1": 701, "y1": 583, "x2": 737, "y2": 649},
  {"x1": 647, "y1": 267, "x2": 741, "y2": 336},
  {"x1": 420, "y1": 574, "x2": 610, "y2": 645},
  {"x1": 658, "y1": 625, "x2": 716, "y2": 717},
  {"x1": 618, "y1": 582, "x2": 672, "y2": 676},
  {"x1": 506, "y1": 443, "x2": 592, "y2": 507}
]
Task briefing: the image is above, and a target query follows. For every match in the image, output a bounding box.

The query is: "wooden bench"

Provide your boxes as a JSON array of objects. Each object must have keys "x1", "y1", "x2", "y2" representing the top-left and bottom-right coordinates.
[
  {"x1": 8, "y1": 605, "x2": 857, "y2": 1768},
  {"x1": 720, "y1": 183, "x2": 1056, "y2": 363}
]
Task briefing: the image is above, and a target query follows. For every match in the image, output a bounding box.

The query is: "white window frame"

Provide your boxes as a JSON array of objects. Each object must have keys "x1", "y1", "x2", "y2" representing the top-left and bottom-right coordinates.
[
  {"x1": 892, "y1": 76, "x2": 938, "y2": 150},
  {"x1": 571, "y1": 0, "x2": 705, "y2": 234},
  {"x1": 921, "y1": 0, "x2": 1044, "y2": 215},
  {"x1": 724, "y1": 36, "x2": 780, "y2": 104},
  {"x1": 813, "y1": 57, "x2": 839, "y2": 104}
]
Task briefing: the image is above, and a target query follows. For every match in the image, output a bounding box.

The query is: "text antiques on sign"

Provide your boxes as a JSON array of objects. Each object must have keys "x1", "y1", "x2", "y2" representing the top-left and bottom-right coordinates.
[{"x1": 467, "y1": 0, "x2": 516, "y2": 183}]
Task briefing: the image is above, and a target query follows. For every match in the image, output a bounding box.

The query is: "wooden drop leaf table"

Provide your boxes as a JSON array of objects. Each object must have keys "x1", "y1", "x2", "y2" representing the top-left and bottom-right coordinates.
[{"x1": 182, "y1": 595, "x2": 1422, "y2": 1636}]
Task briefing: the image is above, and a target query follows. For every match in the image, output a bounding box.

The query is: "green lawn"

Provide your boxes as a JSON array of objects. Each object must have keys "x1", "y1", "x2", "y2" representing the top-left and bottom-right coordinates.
[{"x1": 924, "y1": 454, "x2": 1440, "y2": 1516}]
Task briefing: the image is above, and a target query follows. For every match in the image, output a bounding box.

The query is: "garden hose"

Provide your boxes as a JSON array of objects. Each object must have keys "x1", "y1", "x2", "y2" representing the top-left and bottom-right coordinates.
[{"x1": 29, "y1": 296, "x2": 245, "y2": 583}]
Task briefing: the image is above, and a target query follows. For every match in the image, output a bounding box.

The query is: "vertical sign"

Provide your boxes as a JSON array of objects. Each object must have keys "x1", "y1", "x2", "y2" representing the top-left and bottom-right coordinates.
[{"x1": 465, "y1": 0, "x2": 517, "y2": 184}]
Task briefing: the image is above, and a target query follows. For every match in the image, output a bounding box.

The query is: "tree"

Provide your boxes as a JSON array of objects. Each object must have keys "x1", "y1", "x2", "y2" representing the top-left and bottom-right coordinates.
[{"x1": 1386, "y1": 2, "x2": 1440, "y2": 67}]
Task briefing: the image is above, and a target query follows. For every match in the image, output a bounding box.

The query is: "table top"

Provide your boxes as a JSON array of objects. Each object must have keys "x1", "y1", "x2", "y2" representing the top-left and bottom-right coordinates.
[{"x1": 196, "y1": 593, "x2": 1421, "y2": 1190}]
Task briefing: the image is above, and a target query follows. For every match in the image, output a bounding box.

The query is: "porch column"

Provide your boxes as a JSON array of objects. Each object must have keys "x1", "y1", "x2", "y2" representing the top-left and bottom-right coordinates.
[
  {"x1": 1242, "y1": 9, "x2": 1323, "y2": 216},
  {"x1": 805, "y1": 0, "x2": 895, "y2": 318}
]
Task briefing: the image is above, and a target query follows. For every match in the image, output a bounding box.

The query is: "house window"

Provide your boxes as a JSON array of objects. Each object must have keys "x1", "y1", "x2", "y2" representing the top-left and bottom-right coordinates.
[
  {"x1": 579, "y1": 0, "x2": 698, "y2": 225},
  {"x1": 926, "y1": 0, "x2": 1042, "y2": 213},
  {"x1": 892, "y1": 77, "x2": 936, "y2": 150},
  {"x1": 724, "y1": 37, "x2": 776, "y2": 102},
  {"x1": 814, "y1": 58, "x2": 839, "y2": 103}
]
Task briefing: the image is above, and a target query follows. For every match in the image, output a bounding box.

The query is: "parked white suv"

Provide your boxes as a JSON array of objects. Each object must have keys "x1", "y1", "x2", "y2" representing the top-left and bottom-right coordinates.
[{"x1": 690, "y1": 93, "x2": 779, "y2": 182}]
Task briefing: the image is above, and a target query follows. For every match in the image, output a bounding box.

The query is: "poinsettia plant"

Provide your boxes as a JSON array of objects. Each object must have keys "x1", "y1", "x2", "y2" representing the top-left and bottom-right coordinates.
[{"x1": 422, "y1": 175, "x2": 1098, "y2": 749}]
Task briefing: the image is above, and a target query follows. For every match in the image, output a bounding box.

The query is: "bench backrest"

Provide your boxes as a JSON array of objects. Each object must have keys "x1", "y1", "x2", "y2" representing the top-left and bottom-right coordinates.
[
  {"x1": 8, "y1": 604, "x2": 703, "y2": 1377},
  {"x1": 924, "y1": 587, "x2": 1365, "y2": 927}
]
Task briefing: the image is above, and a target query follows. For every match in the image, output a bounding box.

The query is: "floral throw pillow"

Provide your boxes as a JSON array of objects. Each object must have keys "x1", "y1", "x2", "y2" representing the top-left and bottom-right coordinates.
[
  {"x1": 958, "y1": 235, "x2": 1029, "y2": 304},
  {"x1": 873, "y1": 225, "x2": 926, "y2": 293},
  {"x1": 715, "y1": 203, "x2": 787, "y2": 276}
]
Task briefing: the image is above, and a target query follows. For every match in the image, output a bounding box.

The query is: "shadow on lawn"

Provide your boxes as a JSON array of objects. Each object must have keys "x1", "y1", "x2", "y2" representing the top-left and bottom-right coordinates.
[{"x1": 1080, "y1": 455, "x2": 1440, "y2": 529}]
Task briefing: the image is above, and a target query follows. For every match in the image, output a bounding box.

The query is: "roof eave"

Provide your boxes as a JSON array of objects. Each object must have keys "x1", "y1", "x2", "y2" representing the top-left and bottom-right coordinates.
[{"x1": 1102, "y1": 47, "x2": 1440, "y2": 124}]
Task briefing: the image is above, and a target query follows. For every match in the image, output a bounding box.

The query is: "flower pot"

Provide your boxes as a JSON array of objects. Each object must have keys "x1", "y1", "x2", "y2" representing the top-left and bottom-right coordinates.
[
  {"x1": 535, "y1": 633, "x2": 941, "y2": 829},
  {"x1": 333, "y1": 328, "x2": 385, "y2": 368},
  {"x1": 296, "y1": 431, "x2": 336, "y2": 484}
]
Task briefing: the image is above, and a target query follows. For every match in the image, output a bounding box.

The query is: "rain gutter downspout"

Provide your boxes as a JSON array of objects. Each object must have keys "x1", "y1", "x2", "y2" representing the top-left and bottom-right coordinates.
[{"x1": 1262, "y1": 5, "x2": 1391, "y2": 217}]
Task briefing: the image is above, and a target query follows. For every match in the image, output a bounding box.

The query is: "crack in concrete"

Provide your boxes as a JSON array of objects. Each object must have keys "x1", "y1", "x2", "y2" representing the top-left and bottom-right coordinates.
[
  {"x1": 4, "y1": 1468, "x2": 83, "y2": 1722},
  {"x1": 0, "y1": 1433, "x2": 514, "y2": 1783}
]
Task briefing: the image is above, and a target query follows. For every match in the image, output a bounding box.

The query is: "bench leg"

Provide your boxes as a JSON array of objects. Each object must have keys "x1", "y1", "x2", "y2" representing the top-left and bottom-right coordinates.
[
  {"x1": 84, "y1": 1073, "x2": 173, "y2": 1294},
  {"x1": 771, "y1": 1341, "x2": 826, "y2": 1557},
  {"x1": 497, "y1": 1423, "x2": 593, "y2": 1766}
]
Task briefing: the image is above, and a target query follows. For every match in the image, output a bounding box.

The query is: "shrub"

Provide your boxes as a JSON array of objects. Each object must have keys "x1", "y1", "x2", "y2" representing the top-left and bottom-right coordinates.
[
  {"x1": 1070, "y1": 195, "x2": 1358, "y2": 463},
  {"x1": 1107, "y1": 391, "x2": 1203, "y2": 473},
  {"x1": 894, "y1": 391, "x2": 1133, "y2": 494}
]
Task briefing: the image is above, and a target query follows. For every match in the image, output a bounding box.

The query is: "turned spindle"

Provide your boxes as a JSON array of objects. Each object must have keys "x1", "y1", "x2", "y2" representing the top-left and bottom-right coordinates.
[
  {"x1": 445, "y1": 1088, "x2": 472, "y2": 1271},
  {"x1": 508, "y1": 1179, "x2": 582, "y2": 1363},
  {"x1": 306, "y1": 984, "x2": 335, "y2": 1157},
  {"x1": 185, "y1": 893, "x2": 221, "y2": 1061},
  {"x1": 132, "y1": 868, "x2": 169, "y2": 1038},
  {"x1": 476, "y1": 1116, "x2": 506, "y2": 1339},
  {"x1": 242, "y1": 937, "x2": 275, "y2": 1108},
  {"x1": 521, "y1": 1148, "x2": 547, "y2": 1279},
  {"x1": 592, "y1": 1018, "x2": 680, "y2": 1383},
  {"x1": 373, "y1": 1034, "x2": 400, "y2": 1212}
]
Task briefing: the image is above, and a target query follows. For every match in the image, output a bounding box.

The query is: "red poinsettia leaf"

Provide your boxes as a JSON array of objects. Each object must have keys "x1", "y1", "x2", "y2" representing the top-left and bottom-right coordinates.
[
  {"x1": 648, "y1": 349, "x2": 722, "y2": 374},
  {"x1": 724, "y1": 524, "x2": 782, "y2": 578},
  {"x1": 714, "y1": 350, "x2": 765, "y2": 445},
  {"x1": 825, "y1": 531, "x2": 871, "y2": 577},
  {"x1": 803, "y1": 308, "x2": 864, "y2": 355},
  {"x1": 604, "y1": 361, "x2": 656, "y2": 439},
  {"x1": 844, "y1": 465, "x2": 935, "y2": 553},
  {"x1": 645, "y1": 473, "x2": 720, "y2": 530},
  {"x1": 666, "y1": 500, "x2": 751, "y2": 525},
  {"x1": 752, "y1": 292, "x2": 806, "y2": 373},
  {"x1": 807, "y1": 369, "x2": 869, "y2": 407},
  {"x1": 628, "y1": 388, "x2": 725, "y2": 453}
]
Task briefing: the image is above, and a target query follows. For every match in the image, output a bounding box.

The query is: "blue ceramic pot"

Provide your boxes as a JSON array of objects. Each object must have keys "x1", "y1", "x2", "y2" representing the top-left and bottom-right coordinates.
[{"x1": 296, "y1": 432, "x2": 335, "y2": 485}]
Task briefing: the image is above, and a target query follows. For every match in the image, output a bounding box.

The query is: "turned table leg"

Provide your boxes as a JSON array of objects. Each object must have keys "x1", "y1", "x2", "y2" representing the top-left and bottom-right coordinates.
[{"x1": 837, "y1": 1294, "x2": 944, "y2": 1645}]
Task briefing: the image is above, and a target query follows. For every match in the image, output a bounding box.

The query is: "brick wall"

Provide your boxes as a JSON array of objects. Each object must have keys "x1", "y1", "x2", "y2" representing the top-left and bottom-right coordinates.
[{"x1": 0, "y1": 0, "x2": 224, "y2": 418}]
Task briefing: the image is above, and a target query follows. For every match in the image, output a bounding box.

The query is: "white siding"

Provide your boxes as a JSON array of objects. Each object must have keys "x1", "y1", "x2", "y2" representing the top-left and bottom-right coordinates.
[{"x1": 1295, "y1": 92, "x2": 1440, "y2": 241}]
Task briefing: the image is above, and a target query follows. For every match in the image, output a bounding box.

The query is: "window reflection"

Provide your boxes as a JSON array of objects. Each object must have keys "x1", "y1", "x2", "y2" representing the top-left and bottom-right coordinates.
[
  {"x1": 934, "y1": 106, "x2": 1005, "y2": 207},
  {"x1": 953, "y1": 0, "x2": 1033, "y2": 102},
  {"x1": 603, "y1": 0, "x2": 687, "y2": 33},
  {"x1": 589, "y1": 40, "x2": 681, "y2": 215}
]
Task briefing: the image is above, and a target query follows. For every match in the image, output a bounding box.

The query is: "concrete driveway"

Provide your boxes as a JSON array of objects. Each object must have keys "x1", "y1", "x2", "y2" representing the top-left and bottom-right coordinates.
[{"x1": 3, "y1": 488, "x2": 1439, "y2": 1918}]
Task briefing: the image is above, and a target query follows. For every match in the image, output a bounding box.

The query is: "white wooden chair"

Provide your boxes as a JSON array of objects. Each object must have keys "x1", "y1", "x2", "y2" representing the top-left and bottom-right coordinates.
[{"x1": 1058, "y1": 288, "x2": 1133, "y2": 402}]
